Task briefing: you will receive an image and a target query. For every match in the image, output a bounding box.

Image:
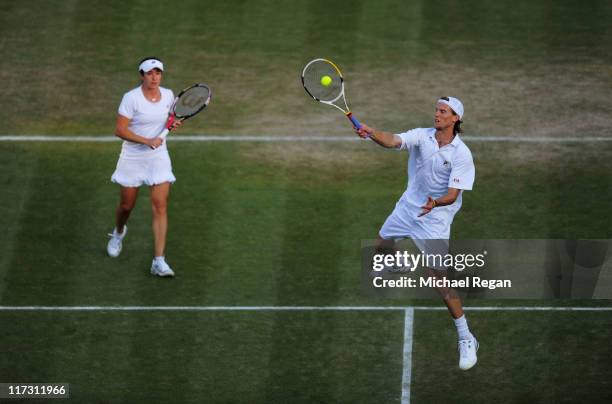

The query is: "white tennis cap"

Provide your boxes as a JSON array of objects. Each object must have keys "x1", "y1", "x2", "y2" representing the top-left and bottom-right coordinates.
[
  {"x1": 139, "y1": 59, "x2": 164, "y2": 73},
  {"x1": 437, "y1": 96, "x2": 464, "y2": 119}
]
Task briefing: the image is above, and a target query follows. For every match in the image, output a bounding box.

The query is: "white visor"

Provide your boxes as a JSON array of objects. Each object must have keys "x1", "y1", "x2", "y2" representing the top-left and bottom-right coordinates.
[
  {"x1": 437, "y1": 96, "x2": 464, "y2": 119},
  {"x1": 139, "y1": 59, "x2": 164, "y2": 73}
]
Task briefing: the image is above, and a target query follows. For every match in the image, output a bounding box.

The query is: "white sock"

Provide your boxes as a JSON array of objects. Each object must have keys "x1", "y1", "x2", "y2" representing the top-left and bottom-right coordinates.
[
  {"x1": 154, "y1": 256, "x2": 165, "y2": 263},
  {"x1": 454, "y1": 315, "x2": 473, "y2": 341}
]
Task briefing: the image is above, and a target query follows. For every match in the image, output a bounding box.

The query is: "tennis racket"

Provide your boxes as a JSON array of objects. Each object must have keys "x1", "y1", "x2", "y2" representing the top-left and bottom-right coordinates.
[
  {"x1": 301, "y1": 58, "x2": 361, "y2": 129},
  {"x1": 159, "y1": 83, "x2": 212, "y2": 139}
]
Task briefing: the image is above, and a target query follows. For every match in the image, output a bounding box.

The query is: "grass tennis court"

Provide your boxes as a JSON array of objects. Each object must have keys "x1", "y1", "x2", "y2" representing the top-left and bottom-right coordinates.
[
  {"x1": 1, "y1": 0, "x2": 611, "y2": 138},
  {"x1": 2, "y1": 308, "x2": 612, "y2": 403},
  {"x1": 1, "y1": 0, "x2": 612, "y2": 402},
  {"x1": 1, "y1": 142, "x2": 612, "y2": 402}
]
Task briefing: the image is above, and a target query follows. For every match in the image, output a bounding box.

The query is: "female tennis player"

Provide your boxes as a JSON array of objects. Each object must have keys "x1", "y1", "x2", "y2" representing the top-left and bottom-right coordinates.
[{"x1": 106, "y1": 56, "x2": 182, "y2": 277}]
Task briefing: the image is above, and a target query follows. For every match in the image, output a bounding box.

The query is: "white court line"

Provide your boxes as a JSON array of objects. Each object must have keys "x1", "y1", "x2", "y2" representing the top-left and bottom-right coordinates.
[
  {"x1": 401, "y1": 308, "x2": 414, "y2": 404},
  {"x1": 1, "y1": 135, "x2": 612, "y2": 142},
  {"x1": 0, "y1": 305, "x2": 611, "y2": 311},
  {"x1": 0, "y1": 135, "x2": 352, "y2": 142}
]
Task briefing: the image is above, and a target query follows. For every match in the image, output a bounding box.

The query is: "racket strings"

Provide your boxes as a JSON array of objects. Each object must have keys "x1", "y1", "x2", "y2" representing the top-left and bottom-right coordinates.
[
  {"x1": 174, "y1": 86, "x2": 210, "y2": 117},
  {"x1": 302, "y1": 61, "x2": 343, "y2": 103}
]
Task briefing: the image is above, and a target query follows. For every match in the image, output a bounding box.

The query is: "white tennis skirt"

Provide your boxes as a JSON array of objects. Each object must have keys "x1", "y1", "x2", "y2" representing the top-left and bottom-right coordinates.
[{"x1": 111, "y1": 151, "x2": 176, "y2": 187}]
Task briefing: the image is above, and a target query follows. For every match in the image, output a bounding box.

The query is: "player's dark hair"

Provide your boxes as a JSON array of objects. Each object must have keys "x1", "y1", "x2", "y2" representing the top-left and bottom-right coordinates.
[
  {"x1": 452, "y1": 120, "x2": 463, "y2": 135},
  {"x1": 138, "y1": 56, "x2": 163, "y2": 75},
  {"x1": 440, "y1": 96, "x2": 463, "y2": 135}
]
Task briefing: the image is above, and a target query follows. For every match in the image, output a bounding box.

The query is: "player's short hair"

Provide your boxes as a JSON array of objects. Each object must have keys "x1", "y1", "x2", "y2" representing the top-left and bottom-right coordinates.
[
  {"x1": 440, "y1": 96, "x2": 463, "y2": 135},
  {"x1": 138, "y1": 56, "x2": 164, "y2": 75}
]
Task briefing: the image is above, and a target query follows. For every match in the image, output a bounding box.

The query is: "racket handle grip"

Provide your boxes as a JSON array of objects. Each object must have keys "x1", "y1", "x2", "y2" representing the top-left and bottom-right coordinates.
[
  {"x1": 346, "y1": 112, "x2": 362, "y2": 129},
  {"x1": 159, "y1": 113, "x2": 176, "y2": 139}
]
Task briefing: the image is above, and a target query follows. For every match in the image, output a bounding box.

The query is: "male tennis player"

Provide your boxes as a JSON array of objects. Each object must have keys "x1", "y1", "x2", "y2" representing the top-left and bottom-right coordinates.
[
  {"x1": 356, "y1": 97, "x2": 478, "y2": 370},
  {"x1": 107, "y1": 56, "x2": 181, "y2": 277}
]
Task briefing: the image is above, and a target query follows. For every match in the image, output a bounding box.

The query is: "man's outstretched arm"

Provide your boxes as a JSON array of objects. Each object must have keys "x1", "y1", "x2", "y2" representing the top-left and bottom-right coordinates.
[{"x1": 355, "y1": 123, "x2": 403, "y2": 149}]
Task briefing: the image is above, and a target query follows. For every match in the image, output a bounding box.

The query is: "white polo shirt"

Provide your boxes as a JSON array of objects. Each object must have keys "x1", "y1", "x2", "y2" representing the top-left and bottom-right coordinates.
[
  {"x1": 380, "y1": 128, "x2": 475, "y2": 239},
  {"x1": 117, "y1": 86, "x2": 174, "y2": 158}
]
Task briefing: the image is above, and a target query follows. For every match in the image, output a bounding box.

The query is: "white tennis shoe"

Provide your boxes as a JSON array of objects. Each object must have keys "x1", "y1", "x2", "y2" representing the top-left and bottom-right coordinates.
[
  {"x1": 458, "y1": 337, "x2": 479, "y2": 370},
  {"x1": 151, "y1": 259, "x2": 175, "y2": 277},
  {"x1": 107, "y1": 226, "x2": 127, "y2": 257}
]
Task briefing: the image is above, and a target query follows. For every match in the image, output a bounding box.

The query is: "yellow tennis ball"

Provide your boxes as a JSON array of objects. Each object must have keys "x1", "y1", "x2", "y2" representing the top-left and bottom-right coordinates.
[{"x1": 320, "y1": 75, "x2": 332, "y2": 87}]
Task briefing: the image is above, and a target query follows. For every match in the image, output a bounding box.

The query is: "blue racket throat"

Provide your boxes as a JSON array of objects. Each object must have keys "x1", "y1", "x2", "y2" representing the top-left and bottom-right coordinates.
[{"x1": 346, "y1": 112, "x2": 362, "y2": 129}]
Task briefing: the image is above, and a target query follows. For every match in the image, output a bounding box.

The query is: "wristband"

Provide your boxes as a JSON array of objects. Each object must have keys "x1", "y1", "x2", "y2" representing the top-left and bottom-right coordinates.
[{"x1": 432, "y1": 199, "x2": 437, "y2": 208}]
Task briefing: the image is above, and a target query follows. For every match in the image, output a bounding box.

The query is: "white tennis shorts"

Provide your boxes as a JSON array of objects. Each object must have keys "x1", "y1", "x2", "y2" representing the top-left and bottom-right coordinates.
[
  {"x1": 111, "y1": 151, "x2": 176, "y2": 187},
  {"x1": 379, "y1": 199, "x2": 451, "y2": 240},
  {"x1": 379, "y1": 199, "x2": 451, "y2": 270}
]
